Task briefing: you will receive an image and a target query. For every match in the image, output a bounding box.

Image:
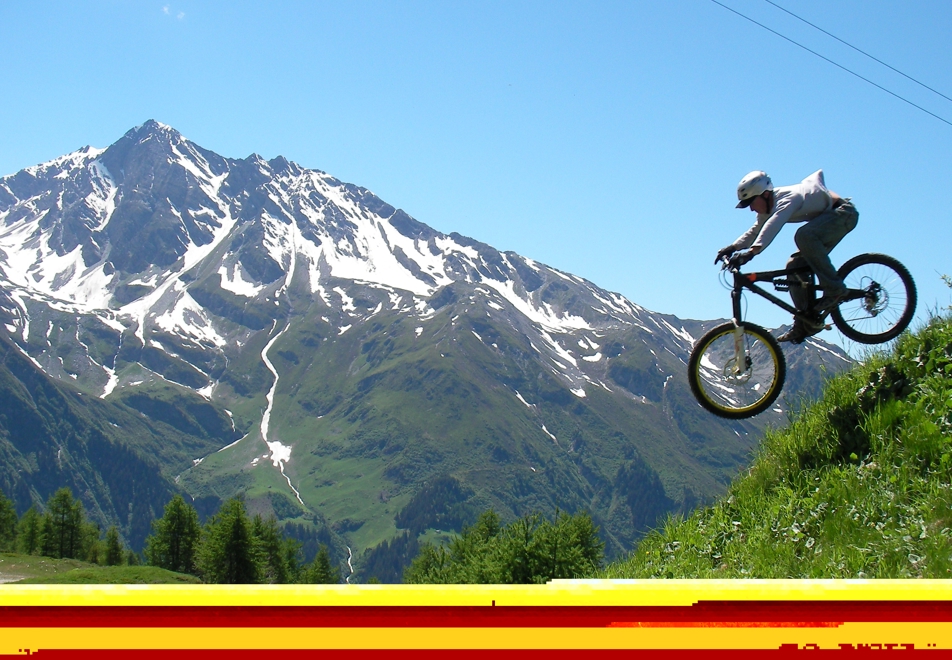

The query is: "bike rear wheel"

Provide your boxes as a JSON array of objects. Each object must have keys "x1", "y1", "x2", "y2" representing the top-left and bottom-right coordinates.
[
  {"x1": 688, "y1": 322, "x2": 786, "y2": 419},
  {"x1": 830, "y1": 253, "x2": 916, "y2": 344}
]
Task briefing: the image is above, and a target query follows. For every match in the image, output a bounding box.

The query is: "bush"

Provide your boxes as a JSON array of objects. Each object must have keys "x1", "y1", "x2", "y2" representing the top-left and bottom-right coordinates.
[{"x1": 404, "y1": 508, "x2": 604, "y2": 583}]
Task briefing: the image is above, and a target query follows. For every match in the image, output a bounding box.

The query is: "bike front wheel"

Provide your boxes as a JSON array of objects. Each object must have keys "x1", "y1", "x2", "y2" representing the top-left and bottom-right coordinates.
[
  {"x1": 830, "y1": 253, "x2": 916, "y2": 344},
  {"x1": 688, "y1": 322, "x2": 786, "y2": 419}
]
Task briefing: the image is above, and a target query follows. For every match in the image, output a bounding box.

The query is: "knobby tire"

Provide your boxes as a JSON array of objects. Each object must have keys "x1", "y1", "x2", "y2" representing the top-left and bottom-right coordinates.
[
  {"x1": 830, "y1": 253, "x2": 916, "y2": 344},
  {"x1": 688, "y1": 321, "x2": 786, "y2": 419}
]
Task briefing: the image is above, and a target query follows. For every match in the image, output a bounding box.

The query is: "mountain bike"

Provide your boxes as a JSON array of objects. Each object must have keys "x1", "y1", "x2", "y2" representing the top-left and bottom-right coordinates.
[{"x1": 688, "y1": 253, "x2": 916, "y2": 419}]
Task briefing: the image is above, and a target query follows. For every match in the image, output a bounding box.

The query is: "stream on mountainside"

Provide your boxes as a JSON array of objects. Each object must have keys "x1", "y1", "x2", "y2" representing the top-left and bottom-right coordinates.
[{"x1": 261, "y1": 320, "x2": 304, "y2": 506}]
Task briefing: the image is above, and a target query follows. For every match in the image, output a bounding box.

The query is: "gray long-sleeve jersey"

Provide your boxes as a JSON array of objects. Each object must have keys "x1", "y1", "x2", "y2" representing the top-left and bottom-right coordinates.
[{"x1": 731, "y1": 170, "x2": 835, "y2": 251}]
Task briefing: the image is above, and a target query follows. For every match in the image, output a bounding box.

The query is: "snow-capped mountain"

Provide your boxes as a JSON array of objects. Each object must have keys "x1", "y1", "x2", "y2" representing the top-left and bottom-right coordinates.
[
  {"x1": 0, "y1": 121, "x2": 684, "y2": 394},
  {"x1": 0, "y1": 121, "x2": 850, "y2": 565}
]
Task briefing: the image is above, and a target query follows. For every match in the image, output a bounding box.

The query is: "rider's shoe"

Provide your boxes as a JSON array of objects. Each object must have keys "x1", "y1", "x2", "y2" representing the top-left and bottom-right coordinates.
[
  {"x1": 777, "y1": 316, "x2": 825, "y2": 344},
  {"x1": 777, "y1": 322, "x2": 809, "y2": 344},
  {"x1": 814, "y1": 288, "x2": 847, "y2": 315}
]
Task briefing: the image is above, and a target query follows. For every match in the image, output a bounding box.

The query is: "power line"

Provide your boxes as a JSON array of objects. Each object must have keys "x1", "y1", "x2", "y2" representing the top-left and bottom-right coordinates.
[
  {"x1": 763, "y1": 0, "x2": 952, "y2": 106},
  {"x1": 709, "y1": 0, "x2": 952, "y2": 128}
]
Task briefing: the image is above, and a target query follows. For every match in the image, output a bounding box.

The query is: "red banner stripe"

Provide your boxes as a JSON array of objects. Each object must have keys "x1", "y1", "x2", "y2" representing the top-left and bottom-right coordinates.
[{"x1": 3, "y1": 602, "x2": 952, "y2": 628}]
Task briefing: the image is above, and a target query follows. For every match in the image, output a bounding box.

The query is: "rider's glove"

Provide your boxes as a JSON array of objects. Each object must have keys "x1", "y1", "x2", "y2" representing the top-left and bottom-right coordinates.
[
  {"x1": 727, "y1": 250, "x2": 755, "y2": 269},
  {"x1": 715, "y1": 245, "x2": 736, "y2": 264}
]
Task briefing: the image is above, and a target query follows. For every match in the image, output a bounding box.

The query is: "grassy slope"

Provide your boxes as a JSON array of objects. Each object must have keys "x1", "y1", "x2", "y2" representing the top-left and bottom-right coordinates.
[
  {"x1": 602, "y1": 315, "x2": 952, "y2": 579},
  {"x1": 0, "y1": 553, "x2": 200, "y2": 584}
]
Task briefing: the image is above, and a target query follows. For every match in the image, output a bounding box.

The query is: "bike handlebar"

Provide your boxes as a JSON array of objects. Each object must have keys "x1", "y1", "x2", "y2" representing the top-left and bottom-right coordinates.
[{"x1": 719, "y1": 255, "x2": 739, "y2": 273}]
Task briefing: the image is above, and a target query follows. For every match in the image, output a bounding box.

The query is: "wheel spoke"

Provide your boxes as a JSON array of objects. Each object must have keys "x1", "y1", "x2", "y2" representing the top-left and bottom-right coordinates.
[
  {"x1": 831, "y1": 254, "x2": 916, "y2": 344},
  {"x1": 688, "y1": 323, "x2": 785, "y2": 418}
]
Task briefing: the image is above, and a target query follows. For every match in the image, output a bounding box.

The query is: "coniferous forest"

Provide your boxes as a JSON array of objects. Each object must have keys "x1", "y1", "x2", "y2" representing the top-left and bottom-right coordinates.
[
  {"x1": 0, "y1": 487, "x2": 343, "y2": 584},
  {"x1": 0, "y1": 484, "x2": 603, "y2": 584}
]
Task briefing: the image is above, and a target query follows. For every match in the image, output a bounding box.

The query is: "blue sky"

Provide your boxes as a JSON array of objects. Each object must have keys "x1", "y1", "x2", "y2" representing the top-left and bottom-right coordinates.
[{"x1": 1, "y1": 0, "x2": 950, "y2": 346}]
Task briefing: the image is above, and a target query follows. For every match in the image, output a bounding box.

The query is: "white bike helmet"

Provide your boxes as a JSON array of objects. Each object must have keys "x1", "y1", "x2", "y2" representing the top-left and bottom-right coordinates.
[{"x1": 736, "y1": 171, "x2": 773, "y2": 208}]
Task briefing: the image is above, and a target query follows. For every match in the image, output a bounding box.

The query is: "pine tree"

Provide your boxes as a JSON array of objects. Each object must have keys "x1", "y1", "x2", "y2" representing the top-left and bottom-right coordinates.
[
  {"x1": 144, "y1": 494, "x2": 201, "y2": 574},
  {"x1": 402, "y1": 542, "x2": 450, "y2": 584},
  {"x1": 283, "y1": 532, "x2": 303, "y2": 583},
  {"x1": 39, "y1": 488, "x2": 86, "y2": 560},
  {"x1": 251, "y1": 514, "x2": 296, "y2": 584},
  {"x1": 454, "y1": 509, "x2": 502, "y2": 582},
  {"x1": 501, "y1": 509, "x2": 603, "y2": 582},
  {"x1": 303, "y1": 544, "x2": 341, "y2": 584},
  {"x1": 494, "y1": 512, "x2": 542, "y2": 583},
  {"x1": 104, "y1": 526, "x2": 124, "y2": 566},
  {"x1": 82, "y1": 521, "x2": 104, "y2": 564},
  {"x1": 560, "y1": 509, "x2": 604, "y2": 575},
  {"x1": 197, "y1": 497, "x2": 259, "y2": 584},
  {"x1": 0, "y1": 488, "x2": 16, "y2": 552},
  {"x1": 16, "y1": 506, "x2": 42, "y2": 555}
]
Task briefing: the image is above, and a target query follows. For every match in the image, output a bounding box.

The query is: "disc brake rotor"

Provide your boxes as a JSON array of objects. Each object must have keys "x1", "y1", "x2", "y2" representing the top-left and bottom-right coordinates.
[
  {"x1": 862, "y1": 279, "x2": 887, "y2": 316},
  {"x1": 723, "y1": 355, "x2": 753, "y2": 384}
]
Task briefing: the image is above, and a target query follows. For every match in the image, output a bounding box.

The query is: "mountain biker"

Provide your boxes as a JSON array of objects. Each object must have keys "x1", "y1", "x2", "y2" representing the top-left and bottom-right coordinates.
[{"x1": 714, "y1": 170, "x2": 859, "y2": 344}]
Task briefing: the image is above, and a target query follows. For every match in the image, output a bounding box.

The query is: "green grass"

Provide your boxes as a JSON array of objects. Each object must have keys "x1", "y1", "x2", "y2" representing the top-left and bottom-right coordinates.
[
  {"x1": 602, "y1": 314, "x2": 952, "y2": 579},
  {"x1": 0, "y1": 553, "x2": 200, "y2": 584}
]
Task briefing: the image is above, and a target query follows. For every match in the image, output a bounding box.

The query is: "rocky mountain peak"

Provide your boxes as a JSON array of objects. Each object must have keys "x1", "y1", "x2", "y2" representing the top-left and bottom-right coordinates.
[{"x1": 0, "y1": 122, "x2": 853, "y2": 564}]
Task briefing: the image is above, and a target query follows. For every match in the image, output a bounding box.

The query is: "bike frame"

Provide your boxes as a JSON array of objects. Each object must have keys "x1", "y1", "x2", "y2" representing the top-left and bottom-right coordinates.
[
  {"x1": 722, "y1": 261, "x2": 867, "y2": 371},
  {"x1": 728, "y1": 265, "x2": 835, "y2": 325}
]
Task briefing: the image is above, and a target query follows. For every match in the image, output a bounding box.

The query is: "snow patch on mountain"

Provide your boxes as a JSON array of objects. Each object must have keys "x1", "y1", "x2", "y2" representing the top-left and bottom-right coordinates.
[
  {"x1": 22, "y1": 146, "x2": 104, "y2": 178},
  {"x1": 482, "y1": 277, "x2": 592, "y2": 333},
  {"x1": 87, "y1": 161, "x2": 118, "y2": 232},
  {"x1": 0, "y1": 221, "x2": 113, "y2": 308},
  {"x1": 218, "y1": 263, "x2": 266, "y2": 297},
  {"x1": 154, "y1": 288, "x2": 228, "y2": 348}
]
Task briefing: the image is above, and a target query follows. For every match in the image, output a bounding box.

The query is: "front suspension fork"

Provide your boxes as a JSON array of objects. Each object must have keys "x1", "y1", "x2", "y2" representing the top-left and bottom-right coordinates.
[{"x1": 730, "y1": 289, "x2": 745, "y2": 375}]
